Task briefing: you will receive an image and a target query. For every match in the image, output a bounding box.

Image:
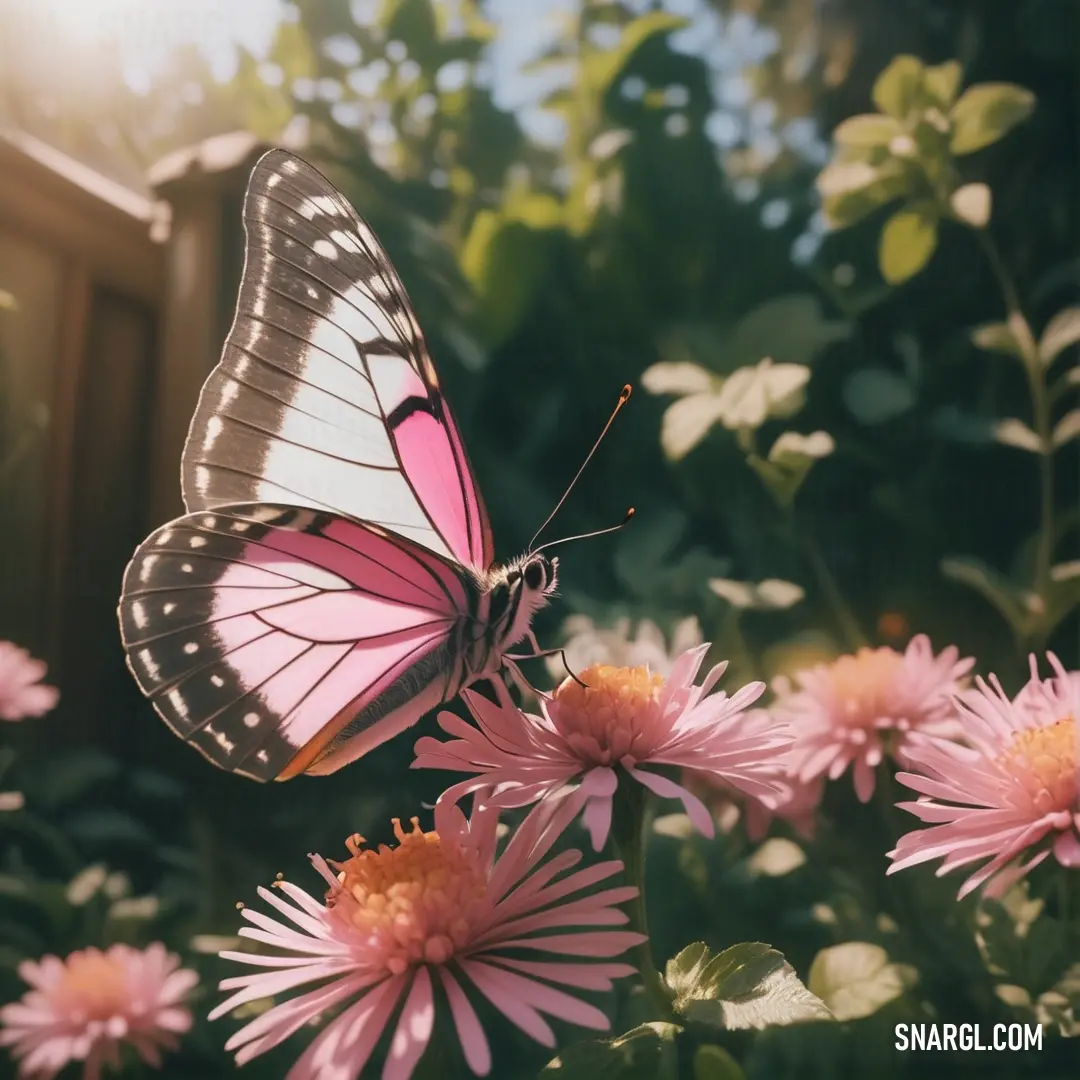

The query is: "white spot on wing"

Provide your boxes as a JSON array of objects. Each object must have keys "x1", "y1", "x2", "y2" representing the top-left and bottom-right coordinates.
[
  {"x1": 156, "y1": 531, "x2": 173, "y2": 545},
  {"x1": 167, "y1": 688, "x2": 188, "y2": 719},
  {"x1": 163, "y1": 602, "x2": 176, "y2": 615},
  {"x1": 299, "y1": 195, "x2": 338, "y2": 220},
  {"x1": 202, "y1": 517, "x2": 216, "y2": 528},
  {"x1": 330, "y1": 229, "x2": 362, "y2": 255},
  {"x1": 181, "y1": 562, "x2": 193, "y2": 573},
  {"x1": 313, "y1": 238, "x2": 338, "y2": 260},
  {"x1": 131, "y1": 601, "x2": 147, "y2": 629},
  {"x1": 337, "y1": 289, "x2": 398, "y2": 343},
  {"x1": 210, "y1": 726, "x2": 235, "y2": 753},
  {"x1": 243, "y1": 712, "x2": 261, "y2": 728},
  {"x1": 140, "y1": 555, "x2": 159, "y2": 582},
  {"x1": 211, "y1": 674, "x2": 225, "y2": 688},
  {"x1": 183, "y1": 642, "x2": 199, "y2": 655},
  {"x1": 230, "y1": 521, "x2": 250, "y2": 533},
  {"x1": 139, "y1": 649, "x2": 160, "y2": 681},
  {"x1": 190, "y1": 536, "x2": 207, "y2": 549},
  {"x1": 203, "y1": 416, "x2": 224, "y2": 450},
  {"x1": 256, "y1": 750, "x2": 270, "y2": 764}
]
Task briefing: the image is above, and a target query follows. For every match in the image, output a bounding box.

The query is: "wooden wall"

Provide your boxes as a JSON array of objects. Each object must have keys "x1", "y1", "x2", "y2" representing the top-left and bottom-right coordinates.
[{"x1": 0, "y1": 130, "x2": 260, "y2": 753}]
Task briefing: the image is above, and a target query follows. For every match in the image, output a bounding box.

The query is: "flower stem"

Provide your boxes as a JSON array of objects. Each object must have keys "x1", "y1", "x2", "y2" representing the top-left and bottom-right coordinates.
[
  {"x1": 611, "y1": 781, "x2": 674, "y2": 1021},
  {"x1": 802, "y1": 527, "x2": 868, "y2": 652},
  {"x1": 973, "y1": 227, "x2": 1055, "y2": 615}
]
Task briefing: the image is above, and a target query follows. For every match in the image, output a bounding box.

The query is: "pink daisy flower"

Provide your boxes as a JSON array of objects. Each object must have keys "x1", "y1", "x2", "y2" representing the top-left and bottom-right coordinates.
[
  {"x1": 887, "y1": 653, "x2": 1080, "y2": 900},
  {"x1": 687, "y1": 720, "x2": 825, "y2": 842},
  {"x1": 0, "y1": 642, "x2": 59, "y2": 721},
  {"x1": 211, "y1": 791, "x2": 641, "y2": 1079},
  {"x1": 0, "y1": 943, "x2": 196, "y2": 1080},
  {"x1": 413, "y1": 644, "x2": 788, "y2": 851},
  {"x1": 777, "y1": 634, "x2": 973, "y2": 803}
]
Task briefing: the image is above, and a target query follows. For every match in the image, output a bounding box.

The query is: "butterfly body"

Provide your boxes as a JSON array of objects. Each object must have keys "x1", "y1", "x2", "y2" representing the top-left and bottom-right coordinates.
[{"x1": 118, "y1": 150, "x2": 557, "y2": 781}]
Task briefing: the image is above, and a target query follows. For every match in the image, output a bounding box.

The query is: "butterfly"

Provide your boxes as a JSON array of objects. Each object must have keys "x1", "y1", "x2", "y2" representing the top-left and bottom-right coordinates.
[{"x1": 118, "y1": 150, "x2": 628, "y2": 782}]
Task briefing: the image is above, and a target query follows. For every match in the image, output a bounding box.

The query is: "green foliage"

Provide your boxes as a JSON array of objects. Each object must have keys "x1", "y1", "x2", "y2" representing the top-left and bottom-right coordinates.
[
  {"x1": 540, "y1": 1023, "x2": 681, "y2": 1080},
  {"x1": 3, "y1": 2, "x2": 1080, "y2": 1079},
  {"x1": 665, "y1": 942, "x2": 832, "y2": 1031},
  {"x1": 818, "y1": 55, "x2": 1035, "y2": 287},
  {"x1": 807, "y1": 943, "x2": 915, "y2": 1022}
]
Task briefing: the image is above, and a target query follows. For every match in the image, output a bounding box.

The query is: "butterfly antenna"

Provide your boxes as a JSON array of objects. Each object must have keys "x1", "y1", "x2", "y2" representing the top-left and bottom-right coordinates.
[
  {"x1": 532, "y1": 508, "x2": 634, "y2": 555},
  {"x1": 528, "y1": 384, "x2": 632, "y2": 552}
]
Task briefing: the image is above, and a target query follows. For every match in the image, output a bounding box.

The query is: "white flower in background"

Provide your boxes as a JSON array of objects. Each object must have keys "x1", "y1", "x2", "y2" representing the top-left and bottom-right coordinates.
[{"x1": 546, "y1": 615, "x2": 704, "y2": 682}]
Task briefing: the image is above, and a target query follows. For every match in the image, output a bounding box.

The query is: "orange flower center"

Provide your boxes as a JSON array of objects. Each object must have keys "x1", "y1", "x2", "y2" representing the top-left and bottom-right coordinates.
[
  {"x1": 823, "y1": 647, "x2": 904, "y2": 731},
  {"x1": 551, "y1": 663, "x2": 665, "y2": 765},
  {"x1": 1001, "y1": 716, "x2": 1077, "y2": 815},
  {"x1": 328, "y1": 819, "x2": 487, "y2": 975},
  {"x1": 56, "y1": 950, "x2": 131, "y2": 1019}
]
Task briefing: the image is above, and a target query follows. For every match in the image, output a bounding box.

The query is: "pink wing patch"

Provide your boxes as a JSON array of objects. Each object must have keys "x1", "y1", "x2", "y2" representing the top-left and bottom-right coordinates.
[
  {"x1": 181, "y1": 149, "x2": 495, "y2": 572},
  {"x1": 119, "y1": 504, "x2": 471, "y2": 782}
]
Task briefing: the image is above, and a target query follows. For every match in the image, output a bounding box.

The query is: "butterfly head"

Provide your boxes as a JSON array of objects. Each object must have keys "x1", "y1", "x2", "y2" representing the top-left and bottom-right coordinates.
[{"x1": 521, "y1": 552, "x2": 558, "y2": 597}]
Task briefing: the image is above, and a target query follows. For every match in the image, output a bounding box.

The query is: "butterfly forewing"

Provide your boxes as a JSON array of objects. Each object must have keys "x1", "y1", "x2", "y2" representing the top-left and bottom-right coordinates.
[
  {"x1": 181, "y1": 149, "x2": 493, "y2": 571},
  {"x1": 119, "y1": 504, "x2": 475, "y2": 781}
]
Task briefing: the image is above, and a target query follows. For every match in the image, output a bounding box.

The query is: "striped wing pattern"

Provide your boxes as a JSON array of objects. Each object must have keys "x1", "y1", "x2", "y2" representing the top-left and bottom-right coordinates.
[
  {"x1": 119, "y1": 504, "x2": 475, "y2": 782},
  {"x1": 181, "y1": 149, "x2": 493, "y2": 571}
]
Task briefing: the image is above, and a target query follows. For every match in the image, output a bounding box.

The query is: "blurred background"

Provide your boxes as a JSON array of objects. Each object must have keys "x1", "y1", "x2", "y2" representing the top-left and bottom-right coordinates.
[{"x1": 0, "y1": 0, "x2": 1077, "y2": 1077}]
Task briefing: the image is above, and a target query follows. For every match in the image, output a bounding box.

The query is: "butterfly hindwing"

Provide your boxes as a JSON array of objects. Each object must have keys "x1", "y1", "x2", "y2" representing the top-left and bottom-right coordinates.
[
  {"x1": 119, "y1": 503, "x2": 475, "y2": 781},
  {"x1": 181, "y1": 149, "x2": 493, "y2": 571}
]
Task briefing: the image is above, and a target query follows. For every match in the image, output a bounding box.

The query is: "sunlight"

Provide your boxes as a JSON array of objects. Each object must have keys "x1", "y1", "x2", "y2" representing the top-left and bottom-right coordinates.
[{"x1": 14, "y1": 0, "x2": 284, "y2": 89}]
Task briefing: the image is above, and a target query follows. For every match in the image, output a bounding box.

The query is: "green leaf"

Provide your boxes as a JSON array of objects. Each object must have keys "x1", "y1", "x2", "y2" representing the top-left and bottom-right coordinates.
[
  {"x1": 585, "y1": 12, "x2": 687, "y2": 98},
  {"x1": 708, "y1": 578, "x2": 805, "y2": 611},
  {"x1": 540, "y1": 1022, "x2": 682, "y2": 1079},
  {"x1": 748, "y1": 431, "x2": 835, "y2": 507},
  {"x1": 842, "y1": 368, "x2": 915, "y2": 424},
  {"x1": 1052, "y1": 409, "x2": 1080, "y2": 449},
  {"x1": 747, "y1": 838, "x2": 807, "y2": 878},
  {"x1": 1039, "y1": 306, "x2": 1080, "y2": 365},
  {"x1": 941, "y1": 555, "x2": 1041, "y2": 636},
  {"x1": 872, "y1": 55, "x2": 925, "y2": 118},
  {"x1": 713, "y1": 359, "x2": 811, "y2": 430},
  {"x1": 922, "y1": 60, "x2": 963, "y2": 108},
  {"x1": 950, "y1": 182, "x2": 991, "y2": 227},
  {"x1": 832, "y1": 114, "x2": 902, "y2": 149},
  {"x1": 728, "y1": 295, "x2": 851, "y2": 369},
  {"x1": 950, "y1": 82, "x2": 1036, "y2": 154},
  {"x1": 693, "y1": 1045, "x2": 746, "y2": 1080},
  {"x1": 459, "y1": 211, "x2": 548, "y2": 346},
  {"x1": 817, "y1": 162, "x2": 910, "y2": 230},
  {"x1": 641, "y1": 362, "x2": 716, "y2": 396},
  {"x1": 878, "y1": 205, "x2": 938, "y2": 284},
  {"x1": 993, "y1": 417, "x2": 1047, "y2": 454},
  {"x1": 665, "y1": 941, "x2": 832, "y2": 1031},
  {"x1": 972, "y1": 313, "x2": 1038, "y2": 364},
  {"x1": 808, "y1": 943, "x2": 915, "y2": 1022},
  {"x1": 659, "y1": 394, "x2": 727, "y2": 461}
]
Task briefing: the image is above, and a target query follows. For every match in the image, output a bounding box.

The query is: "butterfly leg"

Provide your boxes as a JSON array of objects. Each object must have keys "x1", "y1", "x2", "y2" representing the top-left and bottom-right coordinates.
[
  {"x1": 503, "y1": 647, "x2": 589, "y2": 690},
  {"x1": 500, "y1": 657, "x2": 541, "y2": 703}
]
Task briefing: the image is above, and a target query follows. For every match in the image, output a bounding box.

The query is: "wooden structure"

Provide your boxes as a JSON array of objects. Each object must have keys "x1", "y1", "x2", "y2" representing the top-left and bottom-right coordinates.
[{"x1": 0, "y1": 129, "x2": 264, "y2": 749}]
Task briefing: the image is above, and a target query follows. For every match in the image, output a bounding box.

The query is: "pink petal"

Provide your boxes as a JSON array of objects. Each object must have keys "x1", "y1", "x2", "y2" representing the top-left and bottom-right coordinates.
[
  {"x1": 464, "y1": 959, "x2": 610, "y2": 1031},
  {"x1": 285, "y1": 975, "x2": 405, "y2": 1079},
  {"x1": 459, "y1": 959, "x2": 554, "y2": 1046},
  {"x1": 439, "y1": 968, "x2": 491, "y2": 1077},
  {"x1": 383, "y1": 968, "x2": 434, "y2": 1080},
  {"x1": 1053, "y1": 829, "x2": 1080, "y2": 867},
  {"x1": 483, "y1": 956, "x2": 637, "y2": 992},
  {"x1": 625, "y1": 766, "x2": 714, "y2": 837},
  {"x1": 583, "y1": 795, "x2": 613, "y2": 852}
]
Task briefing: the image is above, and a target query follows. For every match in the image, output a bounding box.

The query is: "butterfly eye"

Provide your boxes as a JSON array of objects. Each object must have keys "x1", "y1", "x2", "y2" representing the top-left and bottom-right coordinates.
[{"x1": 523, "y1": 560, "x2": 545, "y2": 591}]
